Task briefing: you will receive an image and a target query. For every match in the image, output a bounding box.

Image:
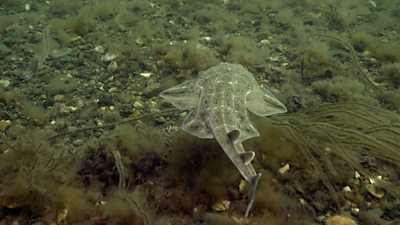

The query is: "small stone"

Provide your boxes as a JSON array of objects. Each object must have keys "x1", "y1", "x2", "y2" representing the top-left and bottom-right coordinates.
[
  {"x1": 135, "y1": 37, "x2": 145, "y2": 45},
  {"x1": 0, "y1": 120, "x2": 11, "y2": 133},
  {"x1": 260, "y1": 39, "x2": 270, "y2": 45},
  {"x1": 326, "y1": 215, "x2": 357, "y2": 225},
  {"x1": 108, "y1": 61, "x2": 118, "y2": 72},
  {"x1": 0, "y1": 79, "x2": 10, "y2": 87},
  {"x1": 278, "y1": 163, "x2": 290, "y2": 174},
  {"x1": 154, "y1": 116, "x2": 166, "y2": 124},
  {"x1": 101, "y1": 52, "x2": 119, "y2": 61},
  {"x1": 212, "y1": 200, "x2": 230, "y2": 212},
  {"x1": 269, "y1": 56, "x2": 279, "y2": 62},
  {"x1": 201, "y1": 36, "x2": 212, "y2": 41},
  {"x1": 239, "y1": 179, "x2": 247, "y2": 193},
  {"x1": 50, "y1": 48, "x2": 72, "y2": 59},
  {"x1": 94, "y1": 46, "x2": 105, "y2": 53},
  {"x1": 354, "y1": 171, "x2": 361, "y2": 179},
  {"x1": 140, "y1": 72, "x2": 152, "y2": 78},
  {"x1": 133, "y1": 101, "x2": 144, "y2": 109},
  {"x1": 366, "y1": 184, "x2": 384, "y2": 198},
  {"x1": 53, "y1": 94, "x2": 65, "y2": 102},
  {"x1": 73, "y1": 139, "x2": 84, "y2": 146},
  {"x1": 342, "y1": 186, "x2": 352, "y2": 192},
  {"x1": 108, "y1": 87, "x2": 118, "y2": 93}
]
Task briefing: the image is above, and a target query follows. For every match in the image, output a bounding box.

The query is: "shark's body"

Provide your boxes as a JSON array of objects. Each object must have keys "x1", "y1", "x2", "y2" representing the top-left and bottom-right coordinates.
[{"x1": 160, "y1": 62, "x2": 287, "y2": 216}]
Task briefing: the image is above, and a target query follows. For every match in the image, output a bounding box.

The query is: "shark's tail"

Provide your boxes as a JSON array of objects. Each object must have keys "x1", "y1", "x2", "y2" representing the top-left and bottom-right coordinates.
[{"x1": 245, "y1": 172, "x2": 262, "y2": 217}]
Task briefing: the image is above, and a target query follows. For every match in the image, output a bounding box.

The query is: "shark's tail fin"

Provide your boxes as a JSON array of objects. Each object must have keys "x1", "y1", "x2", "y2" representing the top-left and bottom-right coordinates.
[{"x1": 245, "y1": 172, "x2": 262, "y2": 217}]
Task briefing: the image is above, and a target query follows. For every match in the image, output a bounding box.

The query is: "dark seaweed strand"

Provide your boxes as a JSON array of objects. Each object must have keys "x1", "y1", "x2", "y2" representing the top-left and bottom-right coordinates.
[
  {"x1": 317, "y1": 34, "x2": 384, "y2": 95},
  {"x1": 112, "y1": 150, "x2": 150, "y2": 225},
  {"x1": 278, "y1": 122, "x2": 340, "y2": 205},
  {"x1": 48, "y1": 108, "x2": 179, "y2": 140},
  {"x1": 289, "y1": 119, "x2": 400, "y2": 163},
  {"x1": 312, "y1": 124, "x2": 400, "y2": 198},
  {"x1": 298, "y1": 122, "x2": 400, "y2": 164},
  {"x1": 120, "y1": 192, "x2": 150, "y2": 225}
]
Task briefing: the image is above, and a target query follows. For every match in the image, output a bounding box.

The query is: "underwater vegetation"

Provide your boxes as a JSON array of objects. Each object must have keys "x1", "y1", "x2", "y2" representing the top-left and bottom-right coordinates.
[
  {"x1": 1, "y1": 100, "x2": 400, "y2": 224},
  {"x1": 1, "y1": 0, "x2": 400, "y2": 224},
  {"x1": 268, "y1": 102, "x2": 400, "y2": 199}
]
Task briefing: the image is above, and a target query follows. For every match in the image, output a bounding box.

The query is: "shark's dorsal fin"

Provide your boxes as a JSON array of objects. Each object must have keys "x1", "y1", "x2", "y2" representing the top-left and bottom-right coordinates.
[
  {"x1": 240, "y1": 151, "x2": 255, "y2": 166},
  {"x1": 227, "y1": 129, "x2": 240, "y2": 143}
]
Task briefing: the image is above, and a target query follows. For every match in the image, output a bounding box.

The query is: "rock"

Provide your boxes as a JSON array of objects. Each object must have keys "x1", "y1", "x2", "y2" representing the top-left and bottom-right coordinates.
[
  {"x1": 94, "y1": 46, "x2": 105, "y2": 53},
  {"x1": 133, "y1": 101, "x2": 144, "y2": 109},
  {"x1": 0, "y1": 79, "x2": 10, "y2": 88},
  {"x1": 73, "y1": 139, "x2": 84, "y2": 146},
  {"x1": 211, "y1": 200, "x2": 230, "y2": 212},
  {"x1": 278, "y1": 163, "x2": 290, "y2": 174},
  {"x1": 154, "y1": 116, "x2": 166, "y2": 124},
  {"x1": 101, "y1": 52, "x2": 119, "y2": 61},
  {"x1": 366, "y1": 184, "x2": 384, "y2": 198},
  {"x1": 140, "y1": 72, "x2": 152, "y2": 78},
  {"x1": 108, "y1": 87, "x2": 118, "y2": 93},
  {"x1": 0, "y1": 120, "x2": 11, "y2": 133},
  {"x1": 53, "y1": 94, "x2": 65, "y2": 102},
  {"x1": 326, "y1": 215, "x2": 357, "y2": 225},
  {"x1": 108, "y1": 61, "x2": 118, "y2": 72}
]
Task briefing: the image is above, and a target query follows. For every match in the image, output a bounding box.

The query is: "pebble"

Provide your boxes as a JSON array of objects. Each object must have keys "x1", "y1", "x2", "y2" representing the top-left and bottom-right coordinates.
[
  {"x1": 101, "y1": 52, "x2": 119, "y2": 61},
  {"x1": 94, "y1": 46, "x2": 105, "y2": 54},
  {"x1": 0, "y1": 79, "x2": 10, "y2": 88},
  {"x1": 140, "y1": 72, "x2": 152, "y2": 78},
  {"x1": 365, "y1": 184, "x2": 384, "y2": 198},
  {"x1": 211, "y1": 200, "x2": 230, "y2": 212},
  {"x1": 108, "y1": 87, "x2": 118, "y2": 93},
  {"x1": 278, "y1": 163, "x2": 290, "y2": 174},
  {"x1": 73, "y1": 139, "x2": 85, "y2": 146},
  {"x1": 53, "y1": 94, "x2": 65, "y2": 102},
  {"x1": 260, "y1": 39, "x2": 271, "y2": 45},
  {"x1": 108, "y1": 61, "x2": 118, "y2": 72},
  {"x1": 154, "y1": 116, "x2": 166, "y2": 124},
  {"x1": 326, "y1": 215, "x2": 357, "y2": 225},
  {"x1": 50, "y1": 48, "x2": 72, "y2": 59},
  {"x1": 239, "y1": 179, "x2": 246, "y2": 193},
  {"x1": 133, "y1": 101, "x2": 144, "y2": 109},
  {"x1": 0, "y1": 120, "x2": 11, "y2": 133}
]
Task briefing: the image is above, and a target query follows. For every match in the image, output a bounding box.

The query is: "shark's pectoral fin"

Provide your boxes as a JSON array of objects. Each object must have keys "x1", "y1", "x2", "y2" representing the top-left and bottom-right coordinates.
[
  {"x1": 159, "y1": 80, "x2": 199, "y2": 110},
  {"x1": 240, "y1": 151, "x2": 255, "y2": 166},
  {"x1": 246, "y1": 86, "x2": 287, "y2": 116},
  {"x1": 182, "y1": 110, "x2": 214, "y2": 139}
]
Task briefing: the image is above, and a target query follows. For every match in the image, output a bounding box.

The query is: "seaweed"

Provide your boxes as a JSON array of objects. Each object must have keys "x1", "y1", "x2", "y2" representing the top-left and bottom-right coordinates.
[
  {"x1": 317, "y1": 34, "x2": 384, "y2": 95},
  {"x1": 266, "y1": 102, "x2": 400, "y2": 202}
]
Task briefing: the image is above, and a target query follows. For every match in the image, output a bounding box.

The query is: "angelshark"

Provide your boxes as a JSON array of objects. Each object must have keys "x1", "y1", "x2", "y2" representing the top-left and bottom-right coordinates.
[{"x1": 160, "y1": 62, "x2": 287, "y2": 216}]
